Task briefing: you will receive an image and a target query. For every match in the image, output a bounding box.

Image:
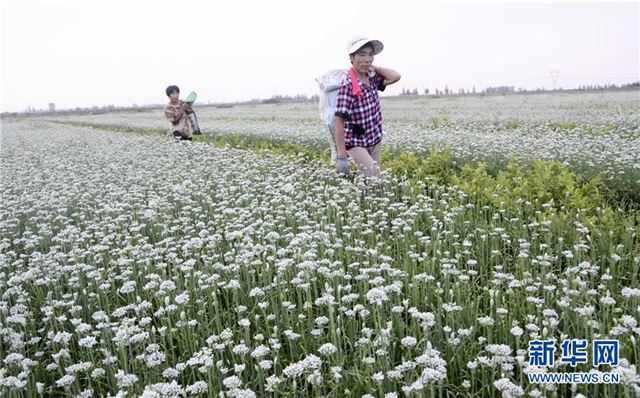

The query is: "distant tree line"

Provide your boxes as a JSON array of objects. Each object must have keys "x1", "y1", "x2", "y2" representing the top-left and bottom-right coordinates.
[
  {"x1": 259, "y1": 94, "x2": 318, "y2": 104},
  {"x1": 398, "y1": 81, "x2": 639, "y2": 97},
  {"x1": 576, "y1": 82, "x2": 640, "y2": 90}
]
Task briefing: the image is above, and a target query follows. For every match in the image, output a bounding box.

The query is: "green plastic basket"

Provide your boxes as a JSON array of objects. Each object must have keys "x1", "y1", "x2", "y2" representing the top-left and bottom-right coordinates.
[{"x1": 184, "y1": 92, "x2": 197, "y2": 105}]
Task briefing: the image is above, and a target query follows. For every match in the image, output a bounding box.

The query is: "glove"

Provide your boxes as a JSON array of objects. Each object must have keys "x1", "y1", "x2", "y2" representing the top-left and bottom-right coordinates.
[{"x1": 336, "y1": 155, "x2": 350, "y2": 176}]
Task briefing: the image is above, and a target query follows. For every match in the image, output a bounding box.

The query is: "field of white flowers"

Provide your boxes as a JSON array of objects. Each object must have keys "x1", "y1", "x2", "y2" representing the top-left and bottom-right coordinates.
[
  {"x1": 47, "y1": 91, "x2": 640, "y2": 194},
  {"x1": 1, "y1": 117, "x2": 638, "y2": 397}
]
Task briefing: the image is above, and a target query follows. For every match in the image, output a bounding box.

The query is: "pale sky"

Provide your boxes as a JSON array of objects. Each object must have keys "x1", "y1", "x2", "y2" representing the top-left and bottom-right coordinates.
[{"x1": 1, "y1": 0, "x2": 638, "y2": 112}]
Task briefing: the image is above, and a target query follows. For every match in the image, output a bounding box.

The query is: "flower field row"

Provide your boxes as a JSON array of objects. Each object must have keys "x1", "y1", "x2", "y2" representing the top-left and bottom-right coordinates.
[
  {"x1": 0, "y1": 119, "x2": 638, "y2": 397},
  {"x1": 45, "y1": 91, "x2": 640, "y2": 197}
]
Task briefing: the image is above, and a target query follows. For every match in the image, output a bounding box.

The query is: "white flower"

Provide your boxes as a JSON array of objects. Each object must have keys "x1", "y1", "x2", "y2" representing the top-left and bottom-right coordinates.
[
  {"x1": 366, "y1": 287, "x2": 389, "y2": 306},
  {"x1": 162, "y1": 367, "x2": 180, "y2": 379},
  {"x1": 283, "y1": 362, "x2": 305, "y2": 378},
  {"x1": 510, "y1": 326, "x2": 524, "y2": 337},
  {"x1": 621, "y1": 287, "x2": 640, "y2": 298},
  {"x1": 3, "y1": 353, "x2": 24, "y2": 365},
  {"x1": 493, "y1": 377, "x2": 524, "y2": 397},
  {"x1": 401, "y1": 336, "x2": 417, "y2": 347},
  {"x1": 56, "y1": 374, "x2": 75, "y2": 388},
  {"x1": 442, "y1": 302, "x2": 463, "y2": 312},
  {"x1": 159, "y1": 280, "x2": 177, "y2": 292},
  {"x1": 265, "y1": 375, "x2": 282, "y2": 392},
  {"x1": 115, "y1": 370, "x2": 139, "y2": 388},
  {"x1": 250, "y1": 345, "x2": 270, "y2": 358},
  {"x1": 175, "y1": 292, "x2": 190, "y2": 305},
  {"x1": 282, "y1": 183, "x2": 294, "y2": 193},
  {"x1": 600, "y1": 296, "x2": 616, "y2": 305},
  {"x1": 78, "y1": 336, "x2": 98, "y2": 348},
  {"x1": 621, "y1": 315, "x2": 638, "y2": 328},
  {"x1": 232, "y1": 343, "x2": 250, "y2": 356},
  {"x1": 141, "y1": 381, "x2": 184, "y2": 397},
  {"x1": 486, "y1": 344, "x2": 513, "y2": 356},
  {"x1": 91, "y1": 368, "x2": 106, "y2": 378},
  {"x1": 318, "y1": 343, "x2": 337, "y2": 356},
  {"x1": 185, "y1": 381, "x2": 208, "y2": 395},
  {"x1": 478, "y1": 316, "x2": 495, "y2": 326},
  {"x1": 223, "y1": 375, "x2": 242, "y2": 389},
  {"x1": 118, "y1": 281, "x2": 136, "y2": 294},
  {"x1": 259, "y1": 360, "x2": 273, "y2": 370}
]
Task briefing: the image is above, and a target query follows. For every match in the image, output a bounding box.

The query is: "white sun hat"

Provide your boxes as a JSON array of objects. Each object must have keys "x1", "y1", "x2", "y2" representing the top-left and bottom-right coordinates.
[{"x1": 347, "y1": 36, "x2": 384, "y2": 55}]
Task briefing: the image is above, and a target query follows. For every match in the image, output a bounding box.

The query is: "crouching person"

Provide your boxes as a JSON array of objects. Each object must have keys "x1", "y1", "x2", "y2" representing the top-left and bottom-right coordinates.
[
  {"x1": 164, "y1": 85, "x2": 193, "y2": 141},
  {"x1": 335, "y1": 36, "x2": 400, "y2": 180}
]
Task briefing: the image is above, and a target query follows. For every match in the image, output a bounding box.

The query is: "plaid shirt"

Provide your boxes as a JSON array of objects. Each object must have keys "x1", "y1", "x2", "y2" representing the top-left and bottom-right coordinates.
[{"x1": 335, "y1": 72, "x2": 386, "y2": 148}]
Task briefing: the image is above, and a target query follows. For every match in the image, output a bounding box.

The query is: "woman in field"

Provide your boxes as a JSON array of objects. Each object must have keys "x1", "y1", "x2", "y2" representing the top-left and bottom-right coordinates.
[
  {"x1": 164, "y1": 85, "x2": 193, "y2": 141},
  {"x1": 335, "y1": 36, "x2": 401, "y2": 179}
]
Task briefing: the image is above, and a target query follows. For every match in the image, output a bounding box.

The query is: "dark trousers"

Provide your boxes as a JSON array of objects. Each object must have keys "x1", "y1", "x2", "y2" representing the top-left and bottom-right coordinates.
[{"x1": 173, "y1": 131, "x2": 192, "y2": 141}]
